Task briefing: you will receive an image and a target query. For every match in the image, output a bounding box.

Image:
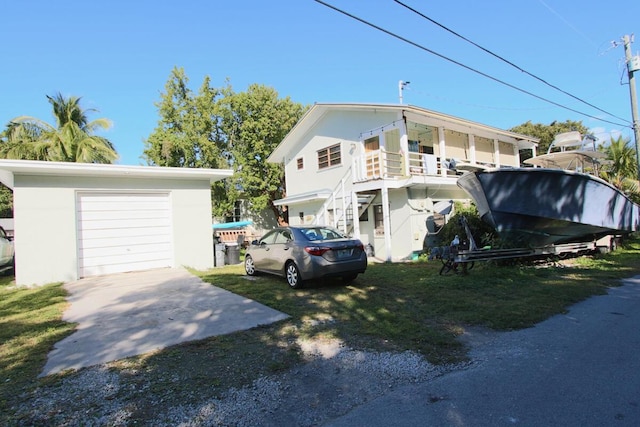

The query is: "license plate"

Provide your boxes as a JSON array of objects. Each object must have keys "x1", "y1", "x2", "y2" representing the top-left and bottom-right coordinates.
[{"x1": 337, "y1": 249, "x2": 352, "y2": 259}]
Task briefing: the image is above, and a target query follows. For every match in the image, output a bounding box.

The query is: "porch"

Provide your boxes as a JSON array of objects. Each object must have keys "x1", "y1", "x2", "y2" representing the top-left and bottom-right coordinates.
[{"x1": 352, "y1": 148, "x2": 499, "y2": 181}]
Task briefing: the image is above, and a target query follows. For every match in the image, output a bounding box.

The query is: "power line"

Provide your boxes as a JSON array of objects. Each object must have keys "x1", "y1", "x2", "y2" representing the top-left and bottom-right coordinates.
[
  {"x1": 394, "y1": 0, "x2": 629, "y2": 124},
  {"x1": 313, "y1": 0, "x2": 630, "y2": 129},
  {"x1": 536, "y1": 0, "x2": 598, "y2": 49}
]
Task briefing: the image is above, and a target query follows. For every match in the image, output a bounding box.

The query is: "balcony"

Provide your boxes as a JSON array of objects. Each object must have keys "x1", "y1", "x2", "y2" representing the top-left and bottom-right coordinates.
[{"x1": 354, "y1": 149, "x2": 498, "y2": 182}]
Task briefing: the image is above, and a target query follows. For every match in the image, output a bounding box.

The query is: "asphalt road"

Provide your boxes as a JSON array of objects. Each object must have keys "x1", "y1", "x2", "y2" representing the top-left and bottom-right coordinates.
[{"x1": 326, "y1": 276, "x2": 640, "y2": 426}]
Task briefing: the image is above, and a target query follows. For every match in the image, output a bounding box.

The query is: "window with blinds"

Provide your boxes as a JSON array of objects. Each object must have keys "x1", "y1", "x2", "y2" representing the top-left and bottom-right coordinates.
[{"x1": 317, "y1": 143, "x2": 341, "y2": 169}]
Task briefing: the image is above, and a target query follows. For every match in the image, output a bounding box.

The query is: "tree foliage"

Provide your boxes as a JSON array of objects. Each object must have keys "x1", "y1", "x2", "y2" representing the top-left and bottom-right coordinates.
[
  {"x1": 219, "y1": 85, "x2": 306, "y2": 224},
  {"x1": 0, "y1": 93, "x2": 117, "y2": 163},
  {"x1": 0, "y1": 93, "x2": 118, "y2": 217},
  {"x1": 143, "y1": 67, "x2": 307, "y2": 224},
  {"x1": 437, "y1": 202, "x2": 498, "y2": 249},
  {"x1": 509, "y1": 119, "x2": 589, "y2": 160},
  {"x1": 599, "y1": 135, "x2": 640, "y2": 203}
]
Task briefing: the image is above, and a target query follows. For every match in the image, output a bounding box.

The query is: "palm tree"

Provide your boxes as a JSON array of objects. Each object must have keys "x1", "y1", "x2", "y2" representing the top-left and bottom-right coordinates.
[
  {"x1": 599, "y1": 135, "x2": 640, "y2": 204},
  {"x1": 0, "y1": 93, "x2": 118, "y2": 163}
]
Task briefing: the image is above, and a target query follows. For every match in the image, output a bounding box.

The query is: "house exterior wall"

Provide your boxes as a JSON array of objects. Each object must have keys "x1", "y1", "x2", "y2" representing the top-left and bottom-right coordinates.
[
  {"x1": 13, "y1": 175, "x2": 214, "y2": 286},
  {"x1": 287, "y1": 201, "x2": 325, "y2": 226},
  {"x1": 369, "y1": 189, "x2": 440, "y2": 261},
  {"x1": 283, "y1": 109, "x2": 399, "y2": 197}
]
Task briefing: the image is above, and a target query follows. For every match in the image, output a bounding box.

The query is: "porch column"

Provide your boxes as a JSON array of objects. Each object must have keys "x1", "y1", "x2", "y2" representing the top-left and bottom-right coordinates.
[
  {"x1": 340, "y1": 178, "x2": 347, "y2": 234},
  {"x1": 381, "y1": 184, "x2": 392, "y2": 262},
  {"x1": 493, "y1": 138, "x2": 500, "y2": 168},
  {"x1": 351, "y1": 190, "x2": 360, "y2": 239},
  {"x1": 331, "y1": 193, "x2": 337, "y2": 228},
  {"x1": 469, "y1": 134, "x2": 476, "y2": 164},
  {"x1": 438, "y1": 127, "x2": 447, "y2": 176},
  {"x1": 399, "y1": 118, "x2": 410, "y2": 176}
]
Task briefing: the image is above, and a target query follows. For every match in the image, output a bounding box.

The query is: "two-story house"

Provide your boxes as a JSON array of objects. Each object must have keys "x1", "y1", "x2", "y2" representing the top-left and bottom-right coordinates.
[{"x1": 268, "y1": 103, "x2": 539, "y2": 262}]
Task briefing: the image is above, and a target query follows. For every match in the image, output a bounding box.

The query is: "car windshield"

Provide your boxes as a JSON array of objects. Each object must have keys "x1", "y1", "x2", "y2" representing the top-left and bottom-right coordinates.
[{"x1": 301, "y1": 227, "x2": 345, "y2": 241}]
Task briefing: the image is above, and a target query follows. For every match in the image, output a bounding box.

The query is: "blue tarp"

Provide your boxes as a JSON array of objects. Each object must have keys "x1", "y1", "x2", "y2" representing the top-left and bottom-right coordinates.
[{"x1": 212, "y1": 220, "x2": 253, "y2": 229}]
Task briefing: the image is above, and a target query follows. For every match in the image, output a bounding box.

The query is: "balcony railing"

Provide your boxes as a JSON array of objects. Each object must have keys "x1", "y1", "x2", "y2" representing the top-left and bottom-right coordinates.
[{"x1": 353, "y1": 149, "x2": 499, "y2": 182}]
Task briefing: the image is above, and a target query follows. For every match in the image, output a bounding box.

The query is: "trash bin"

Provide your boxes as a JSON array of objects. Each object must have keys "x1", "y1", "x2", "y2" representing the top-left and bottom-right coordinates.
[
  {"x1": 225, "y1": 243, "x2": 241, "y2": 265},
  {"x1": 214, "y1": 243, "x2": 226, "y2": 267}
]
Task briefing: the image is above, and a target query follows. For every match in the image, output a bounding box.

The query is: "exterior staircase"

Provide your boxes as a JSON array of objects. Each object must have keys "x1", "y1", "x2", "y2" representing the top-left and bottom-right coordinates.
[{"x1": 313, "y1": 167, "x2": 377, "y2": 237}]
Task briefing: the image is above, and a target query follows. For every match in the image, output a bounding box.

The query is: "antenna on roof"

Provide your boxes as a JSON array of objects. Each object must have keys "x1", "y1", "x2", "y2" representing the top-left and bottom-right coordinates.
[{"x1": 399, "y1": 80, "x2": 410, "y2": 104}]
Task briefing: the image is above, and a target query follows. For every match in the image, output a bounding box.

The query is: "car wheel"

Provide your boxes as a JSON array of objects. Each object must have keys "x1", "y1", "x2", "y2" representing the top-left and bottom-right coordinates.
[
  {"x1": 245, "y1": 255, "x2": 257, "y2": 276},
  {"x1": 285, "y1": 261, "x2": 303, "y2": 289},
  {"x1": 342, "y1": 274, "x2": 358, "y2": 283}
]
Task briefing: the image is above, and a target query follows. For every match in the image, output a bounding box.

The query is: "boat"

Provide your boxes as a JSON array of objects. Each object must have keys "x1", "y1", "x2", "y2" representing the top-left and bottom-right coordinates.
[{"x1": 456, "y1": 131, "x2": 640, "y2": 247}]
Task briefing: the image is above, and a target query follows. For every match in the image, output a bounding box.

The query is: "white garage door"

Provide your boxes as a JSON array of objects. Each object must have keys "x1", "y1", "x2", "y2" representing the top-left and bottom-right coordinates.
[{"x1": 77, "y1": 192, "x2": 173, "y2": 277}]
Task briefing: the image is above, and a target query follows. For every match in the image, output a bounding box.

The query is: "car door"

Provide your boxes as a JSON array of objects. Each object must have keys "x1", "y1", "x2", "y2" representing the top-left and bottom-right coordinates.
[
  {"x1": 251, "y1": 230, "x2": 278, "y2": 272},
  {"x1": 268, "y1": 229, "x2": 294, "y2": 274}
]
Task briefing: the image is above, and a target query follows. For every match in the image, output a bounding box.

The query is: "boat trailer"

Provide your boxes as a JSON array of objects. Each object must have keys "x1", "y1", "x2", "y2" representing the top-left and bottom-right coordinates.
[{"x1": 434, "y1": 217, "x2": 598, "y2": 275}]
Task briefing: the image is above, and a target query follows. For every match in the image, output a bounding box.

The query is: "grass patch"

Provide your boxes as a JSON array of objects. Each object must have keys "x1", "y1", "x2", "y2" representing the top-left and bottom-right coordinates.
[
  {"x1": 0, "y1": 280, "x2": 76, "y2": 417},
  {"x1": 198, "y1": 241, "x2": 640, "y2": 364},
  {"x1": 1, "y1": 236, "x2": 640, "y2": 423}
]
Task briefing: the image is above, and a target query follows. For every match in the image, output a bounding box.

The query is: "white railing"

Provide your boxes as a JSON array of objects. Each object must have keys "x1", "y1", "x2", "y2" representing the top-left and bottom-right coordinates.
[{"x1": 314, "y1": 167, "x2": 354, "y2": 235}]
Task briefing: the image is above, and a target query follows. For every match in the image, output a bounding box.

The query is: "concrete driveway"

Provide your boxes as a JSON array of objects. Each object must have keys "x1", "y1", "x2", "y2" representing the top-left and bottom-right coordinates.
[{"x1": 41, "y1": 267, "x2": 288, "y2": 377}]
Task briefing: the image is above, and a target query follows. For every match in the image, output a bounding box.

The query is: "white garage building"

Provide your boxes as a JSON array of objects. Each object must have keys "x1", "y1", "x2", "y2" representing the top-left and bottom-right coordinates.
[{"x1": 0, "y1": 160, "x2": 233, "y2": 286}]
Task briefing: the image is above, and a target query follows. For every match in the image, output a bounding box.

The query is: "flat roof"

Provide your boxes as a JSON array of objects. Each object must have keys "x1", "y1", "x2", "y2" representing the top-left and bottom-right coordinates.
[{"x1": 0, "y1": 159, "x2": 233, "y2": 189}]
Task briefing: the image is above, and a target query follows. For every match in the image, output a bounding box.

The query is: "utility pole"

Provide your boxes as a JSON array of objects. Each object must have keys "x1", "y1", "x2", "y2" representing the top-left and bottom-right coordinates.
[
  {"x1": 622, "y1": 35, "x2": 640, "y2": 180},
  {"x1": 398, "y1": 80, "x2": 410, "y2": 104}
]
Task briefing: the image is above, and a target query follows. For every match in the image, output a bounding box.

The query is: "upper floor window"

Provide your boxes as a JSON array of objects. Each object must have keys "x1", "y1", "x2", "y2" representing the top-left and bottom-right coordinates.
[
  {"x1": 317, "y1": 143, "x2": 341, "y2": 169},
  {"x1": 296, "y1": 157, "x2": 304, "y2": 170}
]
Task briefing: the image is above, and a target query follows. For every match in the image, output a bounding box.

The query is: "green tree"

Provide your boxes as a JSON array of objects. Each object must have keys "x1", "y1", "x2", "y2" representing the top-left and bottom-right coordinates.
[
  {"x1": 144, "y1": 68, "x2": 307, "y2": 224},
  {"x1": 220, "y1": 84, "x2": 307, "y2": 224},
  {"x1": 0, "y1": 185, "x2": 12, "y2": 218},
  {"x1": 599, "y1": 135, "x2": 640, "y2": 203},
  {"x1": 0, "y1": 93, "x2": 117, "y2": 163},
  {"x1": 143, "y1": 68, "x2": 226, "y2": 169},
  {"x1": 509, "y1": 120, "x2": 589, "y2": 160}
]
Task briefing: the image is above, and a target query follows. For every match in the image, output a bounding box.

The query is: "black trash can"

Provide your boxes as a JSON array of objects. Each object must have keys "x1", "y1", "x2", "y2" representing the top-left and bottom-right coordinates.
[{"x1": 225, "y1": 243, "x2": 241, "y2": 265}]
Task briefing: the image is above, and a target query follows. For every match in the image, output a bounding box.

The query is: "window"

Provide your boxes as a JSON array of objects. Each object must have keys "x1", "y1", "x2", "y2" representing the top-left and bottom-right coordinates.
[
  {"x1": 274, "y1": 230, "x2": 292, "y2": 244},
  {"x1": 225, "y1": 200, "x2": 242, "y2": 223},
  {"x1": 259, "y1": 230, "x2": 278, "y2": 245},
  {"x1": 374, "y1": 205, "x2": 384, "y2": 235},
  {"x1": 364, "y1": 136, "x2": 380, "y2": 152},
  {"x1": 317, "y1": 143, "x2": 341, "y2": 169},
  {"x1": 359, "y1": 208, "x2": 369, "y2": 222},
  {"x1": 296, "y1": 157, "x2": 304, "y2": 170}
]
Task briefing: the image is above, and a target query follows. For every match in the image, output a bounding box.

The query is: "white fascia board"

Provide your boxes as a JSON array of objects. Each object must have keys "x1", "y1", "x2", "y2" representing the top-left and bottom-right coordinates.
[
  {"x1": 272, "y1": 189, "x2": 333, "y2": 206},
  {"x1": 0, "y1": 160, "x2": 233, "y2": 185}
]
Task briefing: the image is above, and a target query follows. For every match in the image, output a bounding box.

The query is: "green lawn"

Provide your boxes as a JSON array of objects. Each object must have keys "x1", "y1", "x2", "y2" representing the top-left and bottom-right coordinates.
[{"x1": 1, "y1": 236, "x2": 639, "y2": 422}]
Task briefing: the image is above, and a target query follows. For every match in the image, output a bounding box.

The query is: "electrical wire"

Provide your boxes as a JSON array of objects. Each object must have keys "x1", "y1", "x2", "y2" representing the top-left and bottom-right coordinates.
[
  {"x1": 394, "y1": 0, "x2": 629, "y2": 124},
  {"x1": 313, "y1": 0, "x2": 631, "y2": 129}
]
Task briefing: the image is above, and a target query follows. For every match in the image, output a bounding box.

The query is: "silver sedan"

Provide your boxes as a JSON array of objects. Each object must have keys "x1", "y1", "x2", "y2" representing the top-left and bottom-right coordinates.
[{"x1": 244, "y1": 226, "x2": 367, "y2": 288}]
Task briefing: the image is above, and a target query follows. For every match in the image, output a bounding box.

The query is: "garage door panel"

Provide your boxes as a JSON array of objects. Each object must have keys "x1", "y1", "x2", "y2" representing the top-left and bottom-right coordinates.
[
  {"x1": 80, "y1": 246, "x2": 172, "y2": 266},
  {"x1": 78, "y1": 217, "x2": 171, "y2": 230},
  {"x1": 81, "y1": 259, "x2": 173, "y2": 277},
  {"x1": 78, "y1": 209, "x2": 171, "y2": 221},
  {"x1": 77, "y1": 192, "x2": 173, "y2": 277},
  {"x1": 78, "y1": 226, "x2": 171, "y2": 240},
  {"x1": 79, "y1": 235, "x2": 171, "y2": 250},
  {"x1": 79, "y1": 202, "x2": 169, "y2": 213}
]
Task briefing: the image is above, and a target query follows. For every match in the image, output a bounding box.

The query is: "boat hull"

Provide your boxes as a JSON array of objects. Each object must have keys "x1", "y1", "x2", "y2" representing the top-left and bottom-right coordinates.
[{"x1": 457, "y1": 168, "x2": 640, "y2": 247}]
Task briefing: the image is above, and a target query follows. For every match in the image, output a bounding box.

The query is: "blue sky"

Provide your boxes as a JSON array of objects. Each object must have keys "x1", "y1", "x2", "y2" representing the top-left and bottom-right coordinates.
[{"x1": 2, "y1": 0, "x2": 639, "y2": 165}]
